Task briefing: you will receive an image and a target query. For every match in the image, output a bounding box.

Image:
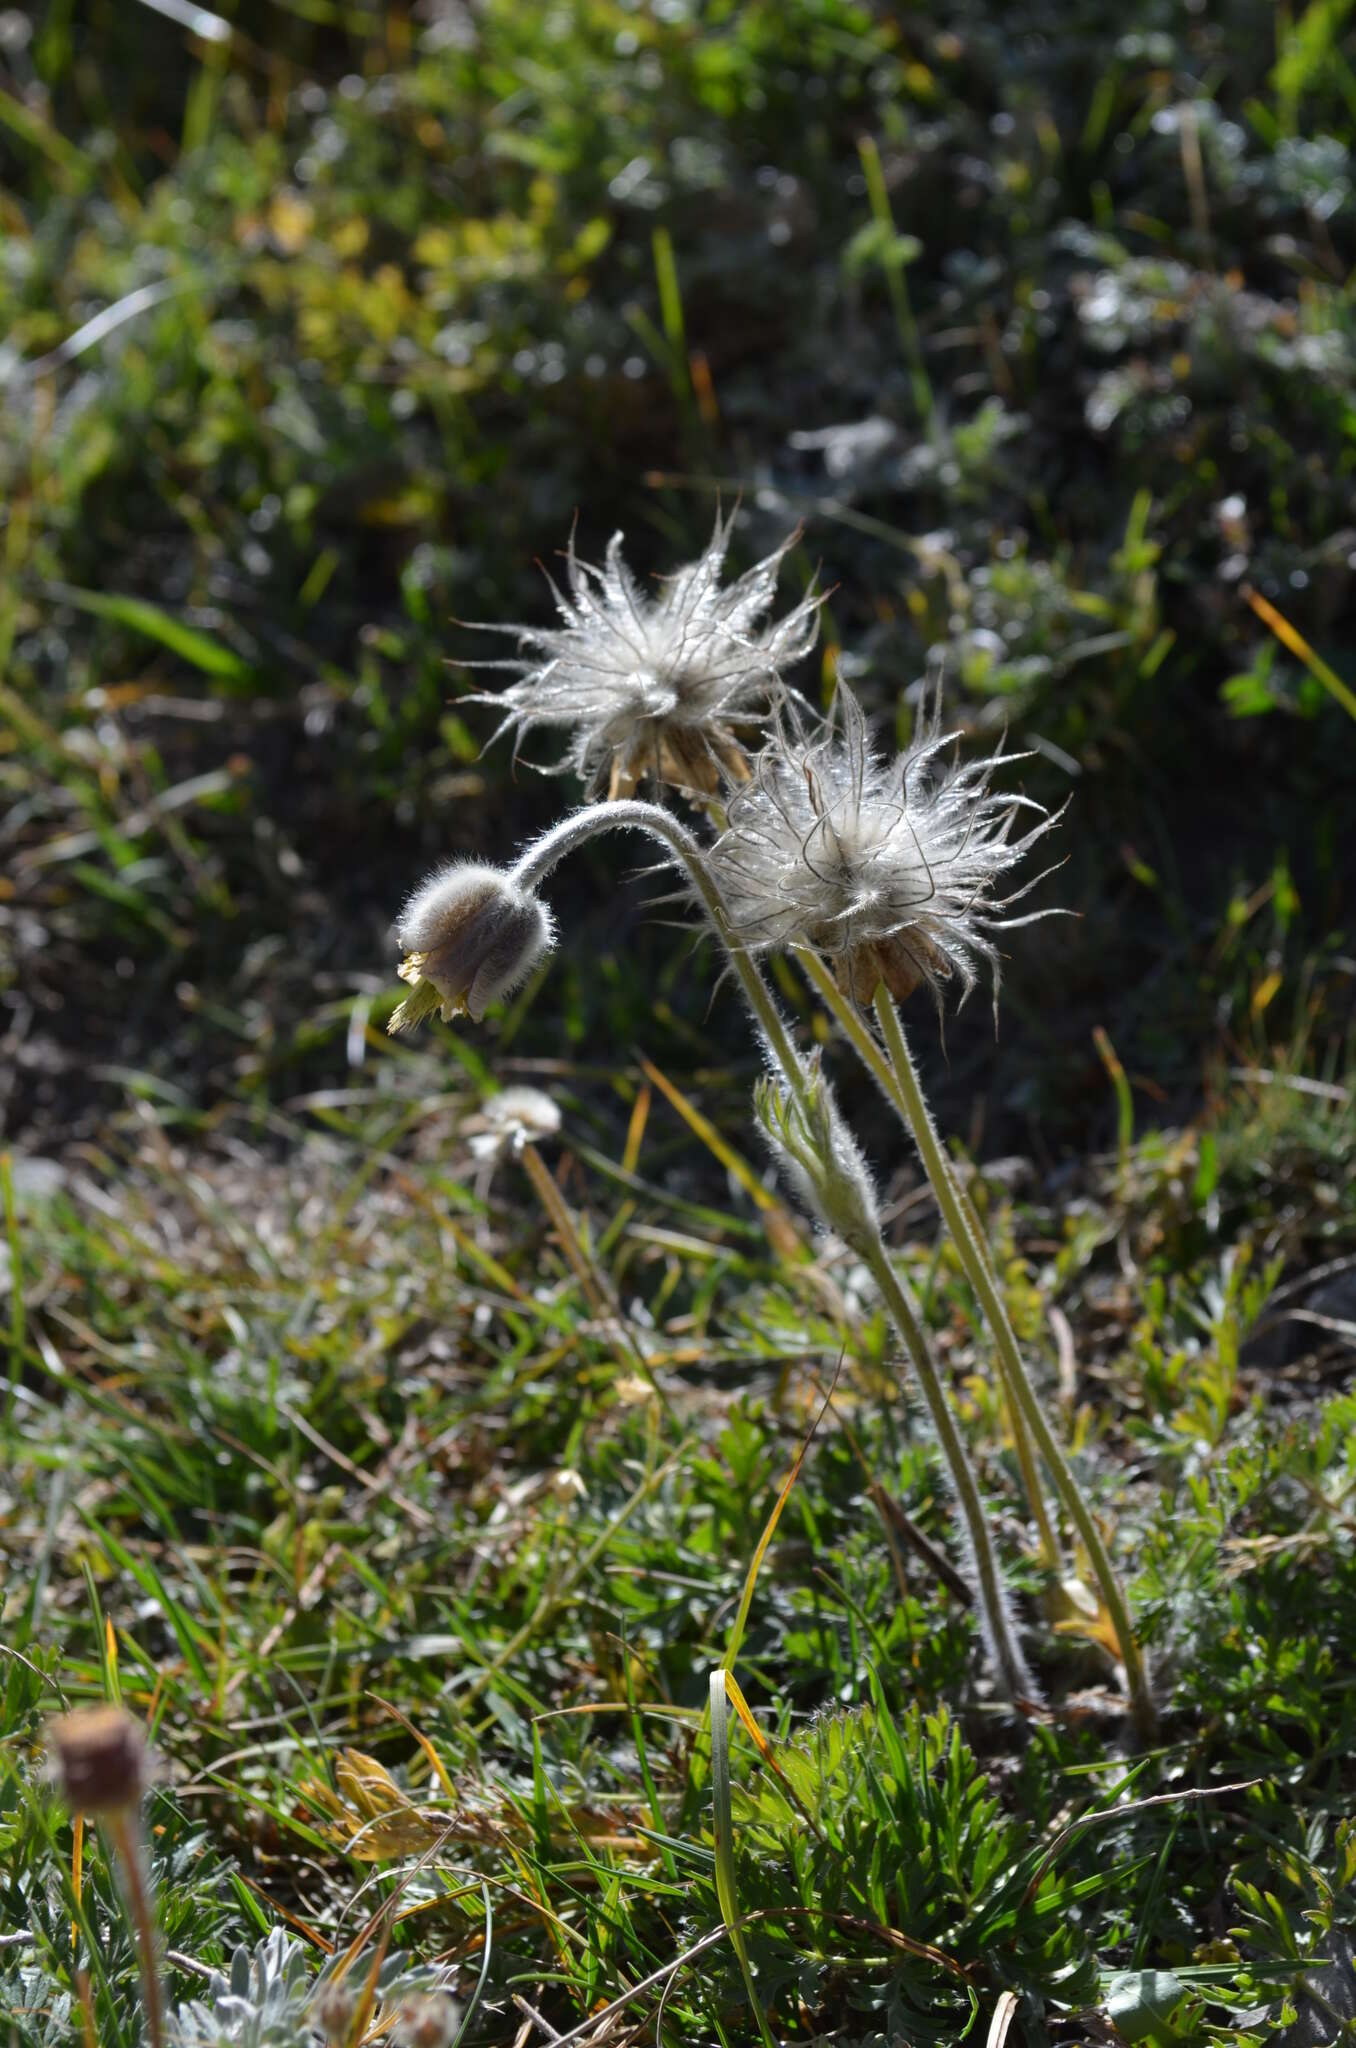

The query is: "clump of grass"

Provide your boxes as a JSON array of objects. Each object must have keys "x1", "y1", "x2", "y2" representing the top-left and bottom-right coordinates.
[{"x1": 5, "y1": 1055, "x2": 1356, "y2": 2044}]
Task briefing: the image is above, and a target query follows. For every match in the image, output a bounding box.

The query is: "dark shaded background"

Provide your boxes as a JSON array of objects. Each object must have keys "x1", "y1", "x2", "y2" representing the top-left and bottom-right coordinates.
[{"x1": 2, "y1": 0, "x2": 1353, "y2": 1161}]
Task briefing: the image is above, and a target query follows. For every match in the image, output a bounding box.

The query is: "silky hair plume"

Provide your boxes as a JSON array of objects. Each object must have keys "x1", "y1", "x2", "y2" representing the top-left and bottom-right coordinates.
[
  {"x1": 707, "y1": 683, "x2": 1065, "y2": 1018},
  {"x1": 466, "y1": 509, "x2": 823, "y2": 800}
]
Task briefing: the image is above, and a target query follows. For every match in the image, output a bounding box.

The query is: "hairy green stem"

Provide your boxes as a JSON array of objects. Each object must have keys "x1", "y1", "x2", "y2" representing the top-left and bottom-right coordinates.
[
  {"x1": 875, "y1": 987, "x2": 1155, "y2": 1737},
  {"x1": 795, "y1": 945, "x2": 1155, "y2": 1736},
  {"x1": 510, "y1": 802, "x2": 1035, "y2": 1704},
  {"x1": 854, "y1": 1234, "x2": 1034, "y2": 1704},
  {"x1": 795, "y1": 947, "x2": 1060, "y2": 1566}
]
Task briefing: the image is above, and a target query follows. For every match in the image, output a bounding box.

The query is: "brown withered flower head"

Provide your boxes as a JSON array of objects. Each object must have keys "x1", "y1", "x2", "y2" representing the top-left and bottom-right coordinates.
[{"x1": 48, "y1": 1704, "x2": 147, "y2": 1815}]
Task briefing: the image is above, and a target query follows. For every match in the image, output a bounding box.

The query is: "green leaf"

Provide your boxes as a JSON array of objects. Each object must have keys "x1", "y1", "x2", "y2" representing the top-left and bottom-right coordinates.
[
  {"x1": 48, "y1": 583, "x2": 255, "y2": 682},
  {"x1": 1104, "y1": 1970, "x2": 1201, "y2": 2044},
  {"x1": 709, "y1": 1670, "x2": 774, "y2": 2048}
]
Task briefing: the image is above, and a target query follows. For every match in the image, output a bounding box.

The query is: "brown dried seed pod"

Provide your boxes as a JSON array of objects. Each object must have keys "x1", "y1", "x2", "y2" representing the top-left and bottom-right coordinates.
[{"x1": 49, "y1": 1705, "x2": 146, "y2": 1814}]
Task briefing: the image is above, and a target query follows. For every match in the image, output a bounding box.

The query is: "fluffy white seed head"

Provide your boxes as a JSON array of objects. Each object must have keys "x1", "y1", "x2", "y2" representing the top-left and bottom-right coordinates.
[
  {"x1": 389, "y1": 862, "x2": 554, "y2": 1032},
  {"x1": 470, "y1": 510, "x2": 823, "y2": 799},
  {"x1": 464, "y1": 1084, "x2": 561, "y2": 1160},
  {"x1": 709, "y1": 684, "x2": 1064, "y2": 1017}
]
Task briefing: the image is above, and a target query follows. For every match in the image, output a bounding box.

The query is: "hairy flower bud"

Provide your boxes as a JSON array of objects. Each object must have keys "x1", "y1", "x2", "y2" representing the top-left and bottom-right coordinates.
[
  {"x1": 48, "y1": 1704, "x2": 147, "y2": 1814},
  {"x1": 754, "y1": 1052, "x2": 878, "y2": 1249},
  {"x1": 389, "y1": 863, "x2": 555, "y2": 1033}
]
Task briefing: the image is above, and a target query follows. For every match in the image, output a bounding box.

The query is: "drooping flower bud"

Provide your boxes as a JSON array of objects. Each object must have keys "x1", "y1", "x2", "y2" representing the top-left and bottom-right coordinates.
[{"x1": 388, "y1": 863, "x2": 555, "y2": 1033}]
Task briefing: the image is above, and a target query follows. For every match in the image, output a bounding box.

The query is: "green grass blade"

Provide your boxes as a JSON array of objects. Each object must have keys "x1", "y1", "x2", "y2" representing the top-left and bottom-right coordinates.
[
  {"x1": 708, "y1": 1670, "x2": 774, "y2": 2048},
  {"x1": 47, "y1": 583, "x2": 255, "y2": 682}
]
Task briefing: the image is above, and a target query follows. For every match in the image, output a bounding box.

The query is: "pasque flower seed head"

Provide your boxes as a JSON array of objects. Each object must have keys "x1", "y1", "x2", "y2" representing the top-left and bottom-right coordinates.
[
  {"x1": 709, "y1": 684, "x2": 1064, "y2": 1016},
  {"x1": 470, "y1": 510, "x2": 822, "y2": 800},
  {"x1": 388, "y1": 863, "x2": 555, "y2": 1032}
]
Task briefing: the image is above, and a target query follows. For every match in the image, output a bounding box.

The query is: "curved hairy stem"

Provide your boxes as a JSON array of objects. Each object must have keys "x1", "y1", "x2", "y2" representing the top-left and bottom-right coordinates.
[{"x1": 510, "y1": 801, "x2": 804, "y2": 1083}]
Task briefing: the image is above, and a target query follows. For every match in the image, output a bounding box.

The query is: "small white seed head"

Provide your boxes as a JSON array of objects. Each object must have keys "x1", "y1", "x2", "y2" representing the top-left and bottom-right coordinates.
[
  {"x1": 389, "y1": 863, "x2": 554, "y2": 1033},
  {"x1": 464, "y1": 1084, "x2": 561, "y2": 1160}
]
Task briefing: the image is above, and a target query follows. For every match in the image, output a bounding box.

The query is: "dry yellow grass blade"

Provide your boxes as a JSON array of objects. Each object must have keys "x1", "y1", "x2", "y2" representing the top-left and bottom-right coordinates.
[
  {"x1": 1243, "y1": 583, "x2": 1356, "y2": 724},
  {"x1": 637, "y1": 1053, "x2": 804, "y2": 1259}
]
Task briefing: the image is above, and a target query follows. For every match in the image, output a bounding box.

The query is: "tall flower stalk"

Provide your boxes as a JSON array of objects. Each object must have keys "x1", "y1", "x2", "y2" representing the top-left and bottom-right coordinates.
[
  {"x1": 801, "y1": 951, "x2": 1155, "y2": 1737},
  {"x1": 391, "y1": 513, "x2": 1156, "y2": 1727},
  {"x1": 398, "y1": 796, "x2": 1038, "y2": 1704},
  {"x1": 797, "y1": 945, "x2": 1060, "y2": 1568},
  {"x1": 705, "y1": 682, "x2": 1154, "y2": 1735},
  {"x1": 49, "y1": 1707, "x2": 166, "y2": 2048}
]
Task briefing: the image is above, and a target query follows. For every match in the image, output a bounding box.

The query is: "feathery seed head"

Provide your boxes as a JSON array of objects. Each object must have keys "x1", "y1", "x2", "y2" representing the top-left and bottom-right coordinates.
[
  {"x1": 710, "y1": 685, "x2": 1063, "y2": 1017},
  {"x1": 389, "y1": 863, "x2": 554, "y2": 1032},
  {"x1": 472, "y1": 510, "x2": 822, "y2": 800}
]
